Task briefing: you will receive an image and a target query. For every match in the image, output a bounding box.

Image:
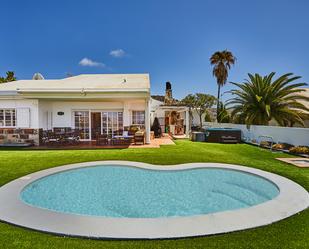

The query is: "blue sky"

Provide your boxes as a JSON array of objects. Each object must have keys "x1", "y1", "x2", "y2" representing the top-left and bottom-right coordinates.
[{"x1": 1, "y1": 0, "x2": 309, "y2": 100}]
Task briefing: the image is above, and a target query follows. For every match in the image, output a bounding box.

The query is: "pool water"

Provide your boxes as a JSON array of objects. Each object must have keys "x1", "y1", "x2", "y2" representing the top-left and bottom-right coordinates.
[{"x1": 20, "y1": 165, "x2": 279, "y2": 218}]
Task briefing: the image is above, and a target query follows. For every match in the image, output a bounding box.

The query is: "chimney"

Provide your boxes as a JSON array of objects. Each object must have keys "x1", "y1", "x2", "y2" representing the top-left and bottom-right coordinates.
[{"x1": 164, "y1": 82, "x2": 173, "y2": 105}]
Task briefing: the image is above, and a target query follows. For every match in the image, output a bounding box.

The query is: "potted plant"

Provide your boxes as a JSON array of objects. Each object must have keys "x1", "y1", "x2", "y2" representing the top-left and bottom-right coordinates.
[{"x1": 151, "y1": 117, "x2": 162, "y2": 138}]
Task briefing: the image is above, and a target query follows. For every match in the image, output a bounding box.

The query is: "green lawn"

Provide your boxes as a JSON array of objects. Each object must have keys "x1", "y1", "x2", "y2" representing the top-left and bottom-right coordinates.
[{"x1": 0, "y1": 140, "x2": 308, "y2": 249}]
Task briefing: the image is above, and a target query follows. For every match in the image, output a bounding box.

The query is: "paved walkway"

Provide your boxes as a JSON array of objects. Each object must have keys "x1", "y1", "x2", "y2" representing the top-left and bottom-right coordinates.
[
  {"x1": 276, "y1": 157, "x2": 309, "y2": 168},
  {"x1": 129, "y1": 134, "x2": 175, "y2": 148}
]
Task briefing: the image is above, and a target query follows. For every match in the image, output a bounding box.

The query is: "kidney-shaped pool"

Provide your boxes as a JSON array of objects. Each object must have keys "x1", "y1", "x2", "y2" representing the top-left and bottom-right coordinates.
[
  {"x1": 0, "y1": 161, "x2": 308, "y2": 239},
  {"x1": 21, "y1": 165, "x2": 279, "y2": 218}
]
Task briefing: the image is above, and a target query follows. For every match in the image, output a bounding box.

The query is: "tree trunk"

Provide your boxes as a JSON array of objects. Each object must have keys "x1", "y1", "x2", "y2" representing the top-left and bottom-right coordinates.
[
  {"x1": 217, "y1": 84, "x2": 221, "y2": 123},
  {"x1": 199, "y1": 113, "x2": 202, "y2": 129}
]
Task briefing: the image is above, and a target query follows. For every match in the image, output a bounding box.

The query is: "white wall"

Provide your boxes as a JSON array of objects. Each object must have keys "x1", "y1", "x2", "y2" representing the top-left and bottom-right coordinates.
[
  {"x1": 205, "y1": 122, "x2": 309, "y2": 146},
  {"x1": 38, "y1": 100, "x2": 52, "y2": 130},
  {"x1": 150, "y1": 98, "x2": 164, "y2": 125},
  {"x1": 124, "y1": 100, "x2": 146, "y2": 126},
  {"x1": 150, "y1": 98, "x2": 163, "y2": 111},
  {"x1": 192, "y1": 109, "x2": 217, "y2": 127},
  {"x1": 38, "y1": 100, "x2": 146, "y2": 128},
  {"x1": 0, "y1": 99, "x2": 39, "y2": 128}
]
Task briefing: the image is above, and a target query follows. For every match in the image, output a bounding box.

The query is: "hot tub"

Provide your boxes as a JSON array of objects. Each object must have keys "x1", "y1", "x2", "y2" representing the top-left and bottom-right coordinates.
[{"x1": 205, "y1": 128, "x2": 241, "y2": 143}]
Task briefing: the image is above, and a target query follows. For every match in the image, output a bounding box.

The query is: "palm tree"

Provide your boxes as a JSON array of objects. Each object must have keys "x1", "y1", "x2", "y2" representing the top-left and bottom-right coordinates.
[
  {"x1": 0, "y1": 71, "x2": 17, "y2": 83},
  {"x1": 227, "y1": 72, "x2": 309, "y2": 126},
  {"x1": 210, "y1": 50, "x2": 236, "y2": 122},
  {"x1": 217, "y1": 102, "x2": 231, "y2": 123},
  {"x1": 5, "y1": 71, "x2": 16, "y2": 82}
]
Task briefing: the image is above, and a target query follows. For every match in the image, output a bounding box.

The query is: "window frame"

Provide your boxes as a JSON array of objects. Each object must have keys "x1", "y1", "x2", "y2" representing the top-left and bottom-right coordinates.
[
  {"x1": 0, "y1": 108, "x2": 16, "y2": 127},
  {"x1": 131, "y1": 110, "x2": 145, "y2": 126}
]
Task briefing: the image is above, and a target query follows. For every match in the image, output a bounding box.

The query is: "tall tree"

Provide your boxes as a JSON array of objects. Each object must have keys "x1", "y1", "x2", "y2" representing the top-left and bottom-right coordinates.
[
  {"x1": 195, "y1": 93, "x2": 216, "y2": 128},
  {"x1": 227, "y1": 72, "x2": 309, "y2": 126},
  {"x1": 210, "y1": 50, "x2": 236, "y2": 122},
  {"x1": 182, "y1": 93, "x2": 216, "y2": 129}
]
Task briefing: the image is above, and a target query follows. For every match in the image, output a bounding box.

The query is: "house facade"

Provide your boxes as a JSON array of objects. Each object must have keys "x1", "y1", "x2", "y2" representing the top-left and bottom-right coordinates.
[{"x1": 0, "y1": 74, "x2": 151, "y2": 145}]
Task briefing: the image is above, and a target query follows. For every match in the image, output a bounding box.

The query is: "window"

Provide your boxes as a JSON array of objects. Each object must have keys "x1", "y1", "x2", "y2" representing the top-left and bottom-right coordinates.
[
  {"x1": 132, "y1": 111, "x2": 145, "y2": 125},
  {"x1": 0, "y1": 109, "x2": 16, "y2": 127},
  {"x1": 102, "y1": 112, "x2": 123, "y2": 136},
  {"x1": 74, "y1": 111, "x2": 90, "y2": 139}
]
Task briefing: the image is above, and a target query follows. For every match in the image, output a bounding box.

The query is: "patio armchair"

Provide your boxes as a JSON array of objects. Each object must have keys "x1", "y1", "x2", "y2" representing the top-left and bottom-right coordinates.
[
  {"x1": 41, "y1": 130, "x2": 50, "y2": 145},
  {"x1": 134, "y1": 131, "x2": 145, "y2": 145},
  {"x1": 44, "y1": 131, "x2": 62, "y2": 146},
  {"x1": 62, "y1": 129, "x2": 80, "y2": 145},
  {"x1": 96, "y1": 134, "x2": 108, "y2": 146}
]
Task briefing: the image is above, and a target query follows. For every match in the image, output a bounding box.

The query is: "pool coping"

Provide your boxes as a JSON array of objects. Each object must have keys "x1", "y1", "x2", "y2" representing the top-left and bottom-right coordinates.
[{"x1": 0, "y1": 161, "x2": 308, "y2": 239}]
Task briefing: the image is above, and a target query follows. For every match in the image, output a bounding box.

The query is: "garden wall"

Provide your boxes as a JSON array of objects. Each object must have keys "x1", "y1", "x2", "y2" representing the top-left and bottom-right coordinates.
[
  {"x1": 0, "y1": 128, "x2": 40, "y2": 146},
  {"x1": 204, "y1": 122, "x2": 309, "y2": 146}
]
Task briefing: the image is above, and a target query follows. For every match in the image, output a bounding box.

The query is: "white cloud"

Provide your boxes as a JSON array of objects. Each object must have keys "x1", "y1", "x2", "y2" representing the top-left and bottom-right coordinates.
[
  {"x1": 109, "y1": 49, "x2": 126, "y2": 58},
  {"x1": 79, "y1": 57, "x2": 105, "y2": 67}
]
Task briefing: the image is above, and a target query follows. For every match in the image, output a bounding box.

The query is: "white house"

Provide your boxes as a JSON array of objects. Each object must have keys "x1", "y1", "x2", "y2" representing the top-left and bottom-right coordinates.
[{"x1": 0, "y1": 74, "x2": 151, "y2": 145}]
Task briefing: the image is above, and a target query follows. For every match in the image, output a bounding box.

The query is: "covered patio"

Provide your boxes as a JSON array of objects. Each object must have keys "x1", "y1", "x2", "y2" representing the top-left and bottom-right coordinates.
[
  {"x1": 151, "y1": 105, "x2": 190, "y2": 137},
  {"x1": 0, "y1": 74, "x2": 153, "y2": 147}
]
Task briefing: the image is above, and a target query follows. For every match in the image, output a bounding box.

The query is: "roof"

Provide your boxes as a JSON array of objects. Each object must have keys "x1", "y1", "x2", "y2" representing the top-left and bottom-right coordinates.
[
  {"x1": 151, "y1": 95, "x2": 165, "y2": 102},
  {"x1": 0, "y1": 74, "x2": 150, "y2": 94}
]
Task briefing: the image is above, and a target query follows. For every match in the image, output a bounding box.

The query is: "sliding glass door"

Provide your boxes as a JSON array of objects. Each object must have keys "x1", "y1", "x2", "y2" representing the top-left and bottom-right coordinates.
[
  {"x1": 74, "y1": 110, "x2": 123, "y2": 140},
  {"x1": 102, "y1": 112, "x2": 123, "y2": 137}
]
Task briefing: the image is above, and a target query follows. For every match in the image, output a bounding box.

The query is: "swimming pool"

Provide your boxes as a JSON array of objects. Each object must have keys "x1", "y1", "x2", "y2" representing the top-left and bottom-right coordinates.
[
  {"x1": 0, "y1": 161, "x2": 308, "y2": 239},
  {"x1": 20, "y1": 165, "x2": 279, "y2": 218}
]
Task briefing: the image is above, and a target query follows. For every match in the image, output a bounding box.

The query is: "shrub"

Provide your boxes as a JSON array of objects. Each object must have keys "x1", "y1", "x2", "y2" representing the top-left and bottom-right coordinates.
[
  {"x1": 272, "y1": 143, "x2": 294, "y2": 151},
  {"x1": 289, "y1": 146, "x2": 309, "y2": 155},
  {"x1": 272, "y1": 143, "x2": 284, "y2": 150},
  {"x1": 151, "y1": 117, "x2": 162, "y2": 138},
  {"x1": 260, "y1": 141, "x2": 273, "y2": 148}
]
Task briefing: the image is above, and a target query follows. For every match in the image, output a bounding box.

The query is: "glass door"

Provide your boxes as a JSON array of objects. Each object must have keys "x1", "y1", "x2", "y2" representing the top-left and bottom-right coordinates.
[
  {"x1": 101, "y1": 112, "x2": 123, "y2": 137},
  {"x1": 74, "y1": 111, "x2": 90, "y2": 140}
]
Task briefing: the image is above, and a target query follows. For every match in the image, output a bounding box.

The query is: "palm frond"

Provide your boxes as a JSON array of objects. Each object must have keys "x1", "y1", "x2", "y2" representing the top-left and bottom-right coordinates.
[{"x1": 227, "y1": 72, "x2": 308, "y2": 126}]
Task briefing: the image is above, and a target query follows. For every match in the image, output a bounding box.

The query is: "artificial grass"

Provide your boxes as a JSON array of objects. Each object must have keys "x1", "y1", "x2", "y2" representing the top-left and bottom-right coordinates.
[{"x1": 0, "y1": 140, "x2": 308, "y2": 249}]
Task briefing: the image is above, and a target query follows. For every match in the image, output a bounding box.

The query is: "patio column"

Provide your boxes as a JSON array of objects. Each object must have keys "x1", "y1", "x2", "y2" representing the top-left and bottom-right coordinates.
[
  {"x1": 123, "y1": 101, "x2": 130, "y2": 127},
  {"x1": 185, "y1": 109, "x2": 190, "y2": 136},
  {"x1": 145, "y1": 98, "x2": 151, "y2": 144}
]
